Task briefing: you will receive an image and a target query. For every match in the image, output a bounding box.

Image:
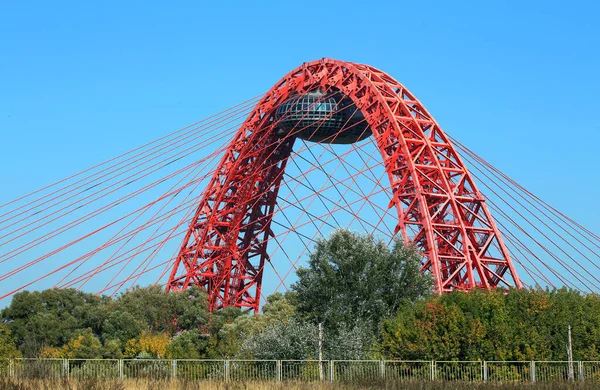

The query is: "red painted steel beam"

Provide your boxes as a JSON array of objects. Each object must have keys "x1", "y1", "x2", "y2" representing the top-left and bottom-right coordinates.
[{"x1": 167, "y1": 59, "x2": 522, "y2": 312}]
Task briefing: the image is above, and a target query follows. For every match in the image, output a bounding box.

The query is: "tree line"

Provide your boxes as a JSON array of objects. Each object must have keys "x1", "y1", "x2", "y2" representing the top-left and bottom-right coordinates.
[{"x1": 1, "y1": 229, "x2": 599, "y2": 361}]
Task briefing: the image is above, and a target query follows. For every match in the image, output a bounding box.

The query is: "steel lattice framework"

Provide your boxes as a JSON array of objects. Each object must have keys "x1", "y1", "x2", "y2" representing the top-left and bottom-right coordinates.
[{"x1": 166, "y1": 58, "x2": 522, "y2": 311}]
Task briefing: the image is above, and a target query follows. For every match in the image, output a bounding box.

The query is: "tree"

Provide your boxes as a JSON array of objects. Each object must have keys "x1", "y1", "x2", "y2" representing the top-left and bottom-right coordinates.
[
  {"x1": 0, "y1": 324, "x2": 21, "y2": 358},
  {"x1": 166, "y1": 330, "x2": 205, "y2": 359},
  {"x1": 261, "y1": 292, "x2": 296, "y2": 322},
  {"x1": 63, "y1": 329, "x2": 103, "y2": 359},
  {"x1": 241, "y1": 320, "x2": 318, "y2": 360},
  {"x1": 102, "y1": 339, "x2": 124, "y2": 359},
  {"x1": 380, "y1": 297, "x2": 464, "y2": 360},
  {"x1": 1, "y1": 285, "x2": 213, "y2": 357},
  {"x1": 1, "y1": 289, "x2": 108, "y2": 357},
  {"x1": 292, "y1": 229, "x2": 432, "y2": 331},
  {"x1": 101, "y1": 310, "x2": 143, "y2": 344},
  {"x1": 325, "y1": 323, "x2": 374, "y2": 360},
  {"x1": 211, "y1": 292, "x2": 297, "y2": 358},
  {"x1": 112, "y1": 286, "x2": 209, "y2": 335},
  {"x1": 39, "y1": 346, "x2": 64, "y2": 358},
  {"x1": 124, "y1": 331, "x2": 170, "y2": 358},
  {"x1": 241, "y1": 319, "x2": 372, "y2": 360},
  {"x1": 203, "y1": 306, "x2": 245, "y2": 358},
  {"x1": 379, "y1": 288, "x2": 600, "y2": 361}
]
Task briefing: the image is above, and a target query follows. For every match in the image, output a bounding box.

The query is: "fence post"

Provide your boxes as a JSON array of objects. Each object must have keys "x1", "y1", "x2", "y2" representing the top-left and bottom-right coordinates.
[
  {"x1": 118, "y1": 359, "x2": 123, "y2": 381},
  {"x1": 63, "y1": 359, "x2": 69, "y2": 380},
  {"x1": 483, "y1": 361, "x2": 487, "y2": 382},
  {"x1": 578, "y1": 361, "x2": 584, "y2": 381},
  {"x1": 8, "y1": 359, "x2": 14, "y2": 379},
  {"x1": 319, "y1": 358, "x2": 324, "y2": 381},
  {"x1": 224, "y1": 360, "x2": 230, "y2": 382},
  {"x1": 379, "y1": 360, "x2": 385, "y2": 379},
  {"x1": 329, "y1": 361, "x2": 334, "y2": 381},
  {"x1": 530, "y1": 361, "x2": 536, "y2": 383},
  {"x1": 431, "y1": 360, "x2": 435, "y2": 381},
  {"x1": 171, "y1": 359, "x2": 176, "y2": 381},
  {"x1": 276, "y1": 360, "x2": 281, "y2": 381}
]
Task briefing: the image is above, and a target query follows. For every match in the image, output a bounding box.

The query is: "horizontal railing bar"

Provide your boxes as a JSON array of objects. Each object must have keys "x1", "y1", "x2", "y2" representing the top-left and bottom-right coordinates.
[
  {"x1": 3, "y1": 358, "x2": 600, "y2": 383},
  {"x1": 6, "y1": 359, "x2": 600, "y2": 363}
]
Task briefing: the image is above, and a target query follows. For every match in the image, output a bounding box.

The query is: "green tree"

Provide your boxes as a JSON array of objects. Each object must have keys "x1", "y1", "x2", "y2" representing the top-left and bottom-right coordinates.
[
  {"x1": 0, "y1": 324, "x2": 21, "y2": 358},
  {"x1": 214, "y1": 292, "x2": 297, "y2": 357},
  {"x1": 102, "y1": 339, "x2": 123, "y2": 359},
  {"x1": 292, "y1": 229, "x2": 432, "y2": 331},
  {"x1": 241, "y1": 319, "x2": 318, "y2": 360},
  {"x1": 1, "y1": 289, "x2": 108, "y2": 357},
  {"x1": 380, "y1": 288, "x2": 600, "y2": 361},
  {"x1": 166, "y1": 330, "x2": 206, "y2": 359},
  {"x1": 101, "y1": 310, "x2": 143, "y2": 344},
  {"x1": 113, "y1": 285, "x2": 209, "y2": 335},
  {"x1": 204, "y1": 306, "x2": 245, "y2": 358},
  {"x1": 324, "y1": 323, "x2": 373, "y2": 360},
  {"x1": 241, "y1": 319, "x2": 371, "y2": 360},
  {"x1": 380, "y1": 297, "x2": 464, "y2": 360}
]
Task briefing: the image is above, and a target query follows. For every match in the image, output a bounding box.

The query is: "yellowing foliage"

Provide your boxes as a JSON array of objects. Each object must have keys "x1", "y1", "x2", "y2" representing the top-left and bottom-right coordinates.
[
  {"x1": 39, "y1": 346, "x2": 64, "y2": 359},
  {"x1": 125, "y1": 331, "x2": 170, "y2": 358},
  {"x1": 62, "y1": 330, "x2": 103, "y2": 359}
]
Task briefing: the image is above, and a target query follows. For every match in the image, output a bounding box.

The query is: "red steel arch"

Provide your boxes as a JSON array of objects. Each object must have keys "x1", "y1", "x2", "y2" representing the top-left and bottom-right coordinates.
[{"x1": 166, "y1": 58, "x2": 522, "y2": 311}]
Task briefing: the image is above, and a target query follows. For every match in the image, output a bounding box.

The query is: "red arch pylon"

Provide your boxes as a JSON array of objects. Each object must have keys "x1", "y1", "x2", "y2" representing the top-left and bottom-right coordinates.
[{"x1": 166, "y1": 58, "x2": 522, "y2": 311}]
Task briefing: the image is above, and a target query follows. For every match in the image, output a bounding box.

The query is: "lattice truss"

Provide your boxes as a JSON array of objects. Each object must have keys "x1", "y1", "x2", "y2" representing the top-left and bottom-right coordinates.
[{"x1": 0, "y1": 59, "x2": 598, "y2": 310}]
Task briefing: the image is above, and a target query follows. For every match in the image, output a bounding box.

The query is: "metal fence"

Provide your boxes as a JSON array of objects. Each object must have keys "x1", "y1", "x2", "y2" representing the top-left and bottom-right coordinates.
[{"x1": 1, "y1": 359, "x2": 600, "y2": 382}]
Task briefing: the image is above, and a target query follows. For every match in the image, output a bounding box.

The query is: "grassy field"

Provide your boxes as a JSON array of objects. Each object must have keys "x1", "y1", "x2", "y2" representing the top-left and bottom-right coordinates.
[{"x1": 0, "y1": 379, "x2": 599, "y2": 390}]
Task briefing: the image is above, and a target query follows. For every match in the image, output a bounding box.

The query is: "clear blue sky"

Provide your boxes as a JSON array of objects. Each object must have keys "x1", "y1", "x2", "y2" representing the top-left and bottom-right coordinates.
[{"x1": 0, "y1": 0, "x2": 599, "y2": 297}]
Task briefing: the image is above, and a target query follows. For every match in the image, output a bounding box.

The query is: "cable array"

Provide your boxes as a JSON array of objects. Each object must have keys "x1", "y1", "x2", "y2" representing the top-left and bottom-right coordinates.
[{"x1": 0, "y1": 93, "x2": 597, "y2": 302}]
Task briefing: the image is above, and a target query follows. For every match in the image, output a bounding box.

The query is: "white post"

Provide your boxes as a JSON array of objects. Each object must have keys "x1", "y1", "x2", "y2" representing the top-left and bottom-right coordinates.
[
  {"x1": 171, "y1": 359, "x2": 177, "y2": 381},
  {"x1": 567, "y1": 325, "x2": 575, "y2": 381},
  {"x1": 276, "y1": 360, "x2": 282, "y2": 381},
  {"x1": 530, "y1": 361, "x2": 536, "y2": 382},
  {"x1": 8, "y1": 359, "x2": 14, "y2": 379},
  {"x1": 329, "y1": 360, "x2": 334, "y2": 381},
  {"x1": 431, "y1": 360, "x2": 435, "y2": 381},
  {"x1": 225, "y1": 360, "x2": 230, "y2": 382},
  {"x1": 318, "y1": 322, "x2": 324, "y2": 381},
  {"x1": 118, "y1": 359, "x2": 123, "y2": 381},
  {"x1": 63, "y1": 359, "x2": 69, "y2": 380},
  {"x1": 578, "y1": 361, "x2": 584, "y2": 381},
  {"x1": 483, "y1": 361, "x2": 487, "y2": 382},
  {"x1": 379, "y1": 360, "x2": 385, "y2": 379}
]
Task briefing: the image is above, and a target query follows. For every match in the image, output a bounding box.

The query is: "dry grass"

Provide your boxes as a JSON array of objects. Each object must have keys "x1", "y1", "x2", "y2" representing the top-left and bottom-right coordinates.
[{"x1": 0, "y1": 379, "x2": 599, "y2": 390}]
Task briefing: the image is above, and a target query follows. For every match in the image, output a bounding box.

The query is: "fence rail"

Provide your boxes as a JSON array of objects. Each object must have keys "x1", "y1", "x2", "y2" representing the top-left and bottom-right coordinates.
[{"x1": 1, "y1": 359, "x2": 600, "y2": 382}]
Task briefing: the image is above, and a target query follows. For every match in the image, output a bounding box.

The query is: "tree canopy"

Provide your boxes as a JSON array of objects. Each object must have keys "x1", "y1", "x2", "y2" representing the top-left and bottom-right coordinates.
[
  {"x1": 380, "y1": 288, "x2": 600, "y2": 361},
  {"x1": 292, "y1": 229, "x2": 432, "y2": 331},
  {"x1": 0, "y1": 229, "x2": 597, "y2": 362}
]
